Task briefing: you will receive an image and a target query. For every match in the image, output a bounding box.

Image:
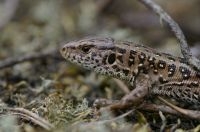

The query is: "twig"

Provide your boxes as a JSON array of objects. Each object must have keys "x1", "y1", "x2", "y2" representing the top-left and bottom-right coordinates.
[
  {"x1": 140, "y1": 102, "x2": 200, "y2": 120},
  {"x1": 0, "y1": 49, "x2": 61, "y2": 70},
  {"x1": 138, "y1": 0, "x2": 200, "y2": 70},
  {"x1": 159, "y1": 111, "x2": 167, "y2": 132},
  {"x1": 139, "y1": 103, "x2": 180, "y2": 114},
  {"x1": 0, "y1": 107, "x2": 54, "y2": 130},
  {"x1": 89, "y1": 109, "x2": 134, "y2": 125},
  {"x1": 157, "y1": 96, "x2": 200, "y2": 120},
  {"x1": 93, "y1": 95, "x2": 200, "y2": 119}
]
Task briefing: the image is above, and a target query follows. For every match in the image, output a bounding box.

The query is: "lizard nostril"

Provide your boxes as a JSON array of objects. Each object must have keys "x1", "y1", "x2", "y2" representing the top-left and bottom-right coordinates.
[{"x1": 61, "y1": 47, "x2": 66, "y2": 53}]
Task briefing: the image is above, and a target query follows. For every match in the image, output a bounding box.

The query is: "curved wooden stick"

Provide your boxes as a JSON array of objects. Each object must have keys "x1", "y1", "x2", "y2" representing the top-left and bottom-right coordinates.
[{"x1": 138, "y1": 0, "x2": 200, "y2": 70}]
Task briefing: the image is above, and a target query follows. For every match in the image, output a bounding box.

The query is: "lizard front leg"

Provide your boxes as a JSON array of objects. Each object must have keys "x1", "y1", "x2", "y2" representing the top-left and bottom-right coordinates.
[{"x1": 94, "y1": 74, "x2": 151, "y2": 110}]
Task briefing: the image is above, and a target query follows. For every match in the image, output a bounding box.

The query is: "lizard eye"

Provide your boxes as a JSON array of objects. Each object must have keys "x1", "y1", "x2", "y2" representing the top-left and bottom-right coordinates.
[{"x1": 81, "y1": 46, "x2": 92, "y2": 53}]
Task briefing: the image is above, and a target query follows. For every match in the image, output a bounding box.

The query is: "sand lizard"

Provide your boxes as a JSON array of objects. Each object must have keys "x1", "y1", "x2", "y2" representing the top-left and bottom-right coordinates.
[{"x1": 60, "y1": 37, "x2": 200, "y2": 109}]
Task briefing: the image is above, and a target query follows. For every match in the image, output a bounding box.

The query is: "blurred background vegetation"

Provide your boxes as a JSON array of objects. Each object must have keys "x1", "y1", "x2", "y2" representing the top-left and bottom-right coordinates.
[{"x1": 0, "y1": 0, "x2": 200, "y2": 131}]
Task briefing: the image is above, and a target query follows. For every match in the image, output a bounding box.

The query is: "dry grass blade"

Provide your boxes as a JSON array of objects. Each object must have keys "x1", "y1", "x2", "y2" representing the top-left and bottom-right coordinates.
[{"x1": 0, "y1": 107, "x2": 54, "y2": 130}]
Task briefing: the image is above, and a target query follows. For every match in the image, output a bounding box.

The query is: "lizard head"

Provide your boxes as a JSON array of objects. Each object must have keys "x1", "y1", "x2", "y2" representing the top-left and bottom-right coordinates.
[{"x1": 60, "y1": 37, "x2": 118, "y2": 75}]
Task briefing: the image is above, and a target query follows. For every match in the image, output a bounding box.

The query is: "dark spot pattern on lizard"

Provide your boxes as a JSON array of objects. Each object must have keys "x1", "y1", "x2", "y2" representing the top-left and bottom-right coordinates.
[
  {"x1": 179, "y1": 57, "x2": 189, "y2": 64},
  {"x1": 95, "y1": 59, "x2": 99, "y2": 63},
  {"x1": 112, "y1": 65, "x2": 121, "y2": 72},
  {"x1": 168, "y1": 64, "x2": 176, "y2": 77},
  {"x1": 112, "y1": 65, "x2": 118, "y2": 69},
  {"x1": 116, "y1": 47, "x2": 126, "y2": 54},
  {"x1": 130, "y1": 50, "x2": 137, "y2": 55},
  {"x1": 102, "y1": 55, "x2": 108, "y2": 65},
  {"x1": 147, "y1": 56, "x2": 156, "y2": 68},
  {"x1": 116, "y1": 73, "x2": 121, "y2": 78},
  {"x1": 179, "y1": 66, "x2": 191, "y2": 80},
  {"x1": 157, "y1": 60, "x2": 166, "y2": 69},
  {"x1": 138, "y1": 52, "x2": 146, "y2": 63},
  {"x1": 123, "y1": 69, "x2": 130, "y2": 76},
  {"x1": 128, "y1": 50, "x2": 136, "y2": 67}
]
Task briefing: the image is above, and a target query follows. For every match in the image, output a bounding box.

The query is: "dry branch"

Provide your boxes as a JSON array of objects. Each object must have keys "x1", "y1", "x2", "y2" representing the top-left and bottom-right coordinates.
[
  {"x1": 0, "y1": 107, "x2": 54, "y2": 130},
  {"x1": 138, "y1": 0, "x2": 200, "y2": 70},
  {"x1": 140, "y1": 103, "x2": 200, "y2": 120},
  {"x1": 0, "y1": 49, "x2": 60, "y2": 70}
]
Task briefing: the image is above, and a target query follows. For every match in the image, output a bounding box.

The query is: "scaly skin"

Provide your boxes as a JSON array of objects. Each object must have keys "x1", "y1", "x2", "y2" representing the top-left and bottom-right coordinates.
[{"x1": 60, "y1": 37, "x2": 200, "y2": 105}]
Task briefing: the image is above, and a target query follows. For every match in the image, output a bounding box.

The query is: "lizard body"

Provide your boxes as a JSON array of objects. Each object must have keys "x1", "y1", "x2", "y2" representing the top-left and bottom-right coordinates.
[{"x1": 60, "y1": 37, "x2": 200, "y2": 105}]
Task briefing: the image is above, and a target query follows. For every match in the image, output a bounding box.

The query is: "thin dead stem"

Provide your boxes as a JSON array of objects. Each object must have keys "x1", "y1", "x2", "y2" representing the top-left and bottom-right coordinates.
[
  {"x1": 138, "y1": 0, "x2": 200, "y2": 70},
  {"x1": 0, "y1": 107, "x2": 54, "y2": 130},
  {"x1": 157, "y1": 96, "x2": 200, "y2": 120},
  {"x1": 0, "y1": 49, "x2": 60, "y2": 70}
]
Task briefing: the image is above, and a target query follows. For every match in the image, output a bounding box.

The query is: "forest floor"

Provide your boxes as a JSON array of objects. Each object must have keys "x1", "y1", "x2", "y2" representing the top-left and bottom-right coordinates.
[{"x1": 0, "y1": 0, "x2": 200, "y2": 131}]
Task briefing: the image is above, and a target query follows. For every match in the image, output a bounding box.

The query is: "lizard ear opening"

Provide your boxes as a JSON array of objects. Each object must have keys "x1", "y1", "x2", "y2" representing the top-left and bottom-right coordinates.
[{"x1": 107, "y1": 53, "x2": 116, "y2": 64}]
